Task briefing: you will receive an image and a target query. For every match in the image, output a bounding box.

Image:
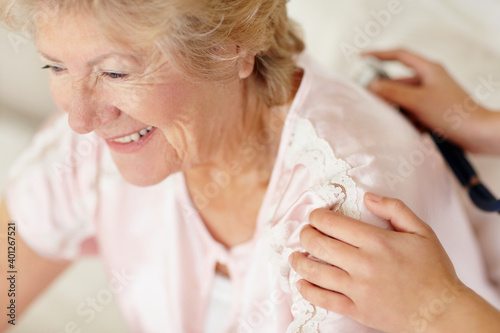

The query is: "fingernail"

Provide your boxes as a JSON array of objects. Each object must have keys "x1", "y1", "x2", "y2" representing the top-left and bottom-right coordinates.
[
  {"x1": 296, "y1": 280, "x2": 303, "y2": 292},
  {"x1": 288, "y1": 253, "x2": 294, "y2": 265},
  {"x1": 365, "y1": 192, "x2": 383, "y2": 202}
]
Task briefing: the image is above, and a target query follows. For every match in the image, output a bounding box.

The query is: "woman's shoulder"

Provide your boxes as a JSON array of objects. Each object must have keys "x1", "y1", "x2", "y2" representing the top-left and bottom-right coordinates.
[
  {"x1": 273, "y1": 57, "x2": 459, "y2": 227},
  {"x1": 4, "y1": 112, "x2": 104, "y2": 259},
  {"x1": 292, "y1": 56, "x2": 421, "y2": 156}
]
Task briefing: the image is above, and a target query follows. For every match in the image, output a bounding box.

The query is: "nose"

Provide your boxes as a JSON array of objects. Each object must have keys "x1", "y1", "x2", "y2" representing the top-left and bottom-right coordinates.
[{"x1": 67, "y1": 78, "x2": 120, "y2": 134}]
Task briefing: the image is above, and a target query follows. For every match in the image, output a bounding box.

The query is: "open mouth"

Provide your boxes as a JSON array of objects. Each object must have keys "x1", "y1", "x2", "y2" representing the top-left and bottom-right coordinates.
[
  {"x1": 105, "y1": 126, "x2": 157, "y2": 153},
  {"x1": 111, "y1": 126, "x2": 154, "y2": 143}
]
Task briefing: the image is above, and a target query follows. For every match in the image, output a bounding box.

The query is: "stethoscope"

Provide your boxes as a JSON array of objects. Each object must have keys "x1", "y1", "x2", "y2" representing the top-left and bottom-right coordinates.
[
  {"x1": 360, "y1": 59, "x2": 500, "y2": 214},
  {"x1": 430, "y1": 132, "x2": 500, "y2": 214}
]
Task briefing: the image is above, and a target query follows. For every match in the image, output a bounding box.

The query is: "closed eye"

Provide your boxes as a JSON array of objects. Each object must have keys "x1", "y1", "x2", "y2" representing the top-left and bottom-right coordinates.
[
  {"x1": 101, "y1": 72, "x2": 128, "y2": 80},
  {"x1": 41, "y1": 65, "x2": 65, "y2": 74},
  {"x1": 42, "y1": 65, "x2": 128, "y2": 80}
]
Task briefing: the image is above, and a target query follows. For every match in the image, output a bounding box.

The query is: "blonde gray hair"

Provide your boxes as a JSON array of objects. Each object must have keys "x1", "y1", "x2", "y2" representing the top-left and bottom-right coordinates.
[{"x1": 1, "y1": 0, "x2": 305, "y2": 106}]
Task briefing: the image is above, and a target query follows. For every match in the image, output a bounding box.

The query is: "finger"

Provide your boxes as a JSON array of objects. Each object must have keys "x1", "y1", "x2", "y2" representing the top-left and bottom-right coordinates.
[
  {"x1": 363, "y1": 193, "x2": 431, "y2": 235},
  {"x1": 290, "y1": 252, "x2": 351, "y2": 293},
  {"x1": 296, "y1": 279, "x2": 355, "y2": 316},
  {"x1": 368, "y1": 79, "x2": 421, "y2": 111},
  {"x1": 300, "y1": 224, "x2": 360, "y2": 269},
  {"x1": 308, "y1": 208, "x2": 384, "y2": 247},
  {"x1": 391, "y1": 76, "x2": 421, "y2": 86},
  {"x1": 363, "y1": 49, "x2": 436, "y2": 75}
]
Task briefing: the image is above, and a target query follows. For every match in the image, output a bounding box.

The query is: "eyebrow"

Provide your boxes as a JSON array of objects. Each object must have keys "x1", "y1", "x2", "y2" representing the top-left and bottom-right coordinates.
[{"x1": 38, "y1": 51, "x2": 140, "y2": 66}]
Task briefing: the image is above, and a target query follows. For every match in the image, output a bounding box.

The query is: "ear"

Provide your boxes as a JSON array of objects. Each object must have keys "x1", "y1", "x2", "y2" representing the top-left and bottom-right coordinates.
[{"x1": 236, "y1": 46, "x2": 255, "y2": 79}]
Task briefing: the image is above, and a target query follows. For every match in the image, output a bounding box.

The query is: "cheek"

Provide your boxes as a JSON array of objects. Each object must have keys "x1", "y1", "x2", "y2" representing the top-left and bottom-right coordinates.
[{"x1": 125, "y1": 82, "x2": 194, "y2": 127}]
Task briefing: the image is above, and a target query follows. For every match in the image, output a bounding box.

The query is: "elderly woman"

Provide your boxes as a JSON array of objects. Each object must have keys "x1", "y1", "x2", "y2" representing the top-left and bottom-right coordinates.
[{"x1": 1, "y1": 1, "x2": 499, "y2": 332}]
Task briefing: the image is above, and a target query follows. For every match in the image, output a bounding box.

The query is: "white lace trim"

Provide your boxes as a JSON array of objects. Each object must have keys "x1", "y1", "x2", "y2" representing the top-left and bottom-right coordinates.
[{"x1": 270, "y1": 117, "x2": 360, "y2": 332}]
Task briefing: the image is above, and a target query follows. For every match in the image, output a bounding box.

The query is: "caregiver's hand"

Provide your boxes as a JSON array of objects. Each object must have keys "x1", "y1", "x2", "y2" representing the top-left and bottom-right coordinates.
[
  {"x1": 289, "y1": 193, "x2": 500, "y2": 333},
  {"x1": 365, "y1": 49, "x2": 500, "y2": 155}
]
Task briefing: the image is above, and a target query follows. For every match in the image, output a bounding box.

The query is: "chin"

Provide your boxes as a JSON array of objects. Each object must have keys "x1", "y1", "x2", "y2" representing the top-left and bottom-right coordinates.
[
  {"x1": 120, "y1": 169, "x2": 170, "y2": 187},
  {"x1": 110, "y1": 152, "x2": 173, "y2": 187}
]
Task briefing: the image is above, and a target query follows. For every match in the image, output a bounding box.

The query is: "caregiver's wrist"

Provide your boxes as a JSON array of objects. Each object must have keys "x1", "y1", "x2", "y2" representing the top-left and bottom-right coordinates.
[
  {"x1": 421, "y1": 283, "x2": 470, "y2": 333},
  {"x1": 448, "y1": 106, "x2": 496, "y2": 154},
  {"x1": 469, "y1": 108, "x2": 500, "y2": 155},
  {"x1": 424, "y1": 285, "x2": 500, "y2": 333}
]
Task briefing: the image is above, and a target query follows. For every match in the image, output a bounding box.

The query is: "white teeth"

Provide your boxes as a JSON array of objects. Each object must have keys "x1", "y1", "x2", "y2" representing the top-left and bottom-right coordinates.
[
  {"x1": 115, "y1": 136, "x2": 132, "y2": 143},
  {"x1": 130, "y1": 133, "x2": 140, "y2": 142},
  {"x1": 112, "y1": 126, "x2": 154, "y2": 143}
]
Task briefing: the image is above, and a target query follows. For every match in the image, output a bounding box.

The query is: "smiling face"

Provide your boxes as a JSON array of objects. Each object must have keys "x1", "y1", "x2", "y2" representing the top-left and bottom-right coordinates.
[{"x1": 35, "y1": 11, "x2": 259, "y2": 186}]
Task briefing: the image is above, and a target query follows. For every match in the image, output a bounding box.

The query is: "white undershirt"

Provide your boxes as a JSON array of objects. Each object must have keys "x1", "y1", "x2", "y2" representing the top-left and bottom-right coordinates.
[{"x1": 204, "y1": 274, "x2": 233, "y2": 333}]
